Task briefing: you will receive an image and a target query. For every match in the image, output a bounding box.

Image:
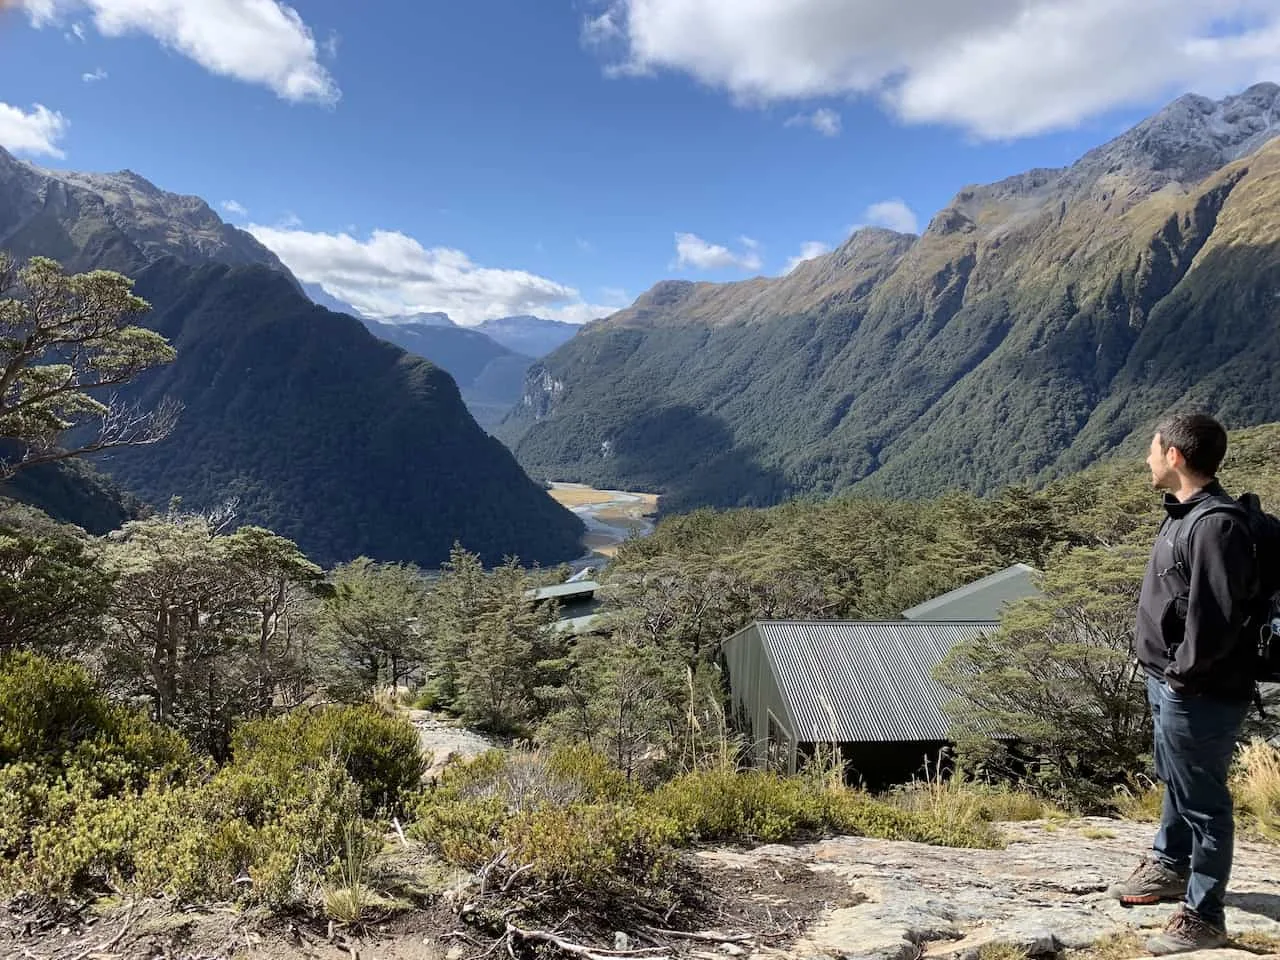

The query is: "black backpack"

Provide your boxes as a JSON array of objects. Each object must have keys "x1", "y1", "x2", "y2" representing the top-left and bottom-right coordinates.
[{"x1": 1173, "y1": 492, "x2": 1280, "y2": 692}]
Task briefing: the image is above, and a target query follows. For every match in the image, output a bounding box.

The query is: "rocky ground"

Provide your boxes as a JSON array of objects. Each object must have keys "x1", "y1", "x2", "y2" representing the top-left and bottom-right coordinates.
[
  {"x1": 5, "y1": 819, "x2": 1278, "y2": 960},
  {"x1": 705, "y1": 818, "x2": 1280, "y2": 960}
]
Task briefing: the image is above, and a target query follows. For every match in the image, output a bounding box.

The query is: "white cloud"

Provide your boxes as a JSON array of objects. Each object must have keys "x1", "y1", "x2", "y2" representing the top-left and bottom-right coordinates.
[
  {"x1": 673, "y1": 232, "x2": 764, "y2": 272},
  {"x1": 81, "y1": 67, "x2": 107, "y2": 82},
  {"x1": 247, "y1": 226, "x2": 616, "y2": 327},
  {"x1": 785, "y1": 107, "x2": 841, "y2": 136},
  {"x1": 23, "y1": 0, "x2": 338, "y2": 105},
  {"x1": 865, "y1": 199, "x2": 920, "y2": 234},
  {"x1": 70, "y1": 20, "x2": 85, "y2": 40},
  {"x1": 784, "y1": 240, "x2": 831, "y2": 274},
  {"x1": 582, "y1": 8, "x2": 623, "y2": 46},
  {"x1": 221, "y1": 200, "x2": 249, "y2": 218},
  {"x1": 0, "y1": 102, "x2": 69, "y2": 158},
  {"x1": 586, "y1": 0, "x2": 1280, "y2": 138},
  {"x1": 544, "y1": 302, "x2": 617, "y2": 324}
]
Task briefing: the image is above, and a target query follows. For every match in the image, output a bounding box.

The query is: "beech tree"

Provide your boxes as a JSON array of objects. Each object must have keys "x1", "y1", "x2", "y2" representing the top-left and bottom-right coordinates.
[
  {"x1": 935, "y1": 545, "x2": 1151, "y2": 802},
  {"x1": 0, "y1": 500, "x2": 111, "y2": 655},
  {"x1": 319, "y1": 557, "x2": 432, "y2": 698},
  {"x1": 100, "y1": 509, "x2": 323, "y2": 756},
  {"x1": 451, "y1": 560, "x2": 563, "y2": 732},
  {"x1": 541, "y1": 625, "x2": 683, "y2": 779},
  {"x1": 0, "y1": 253, "x2": 177, "y2": 476}
]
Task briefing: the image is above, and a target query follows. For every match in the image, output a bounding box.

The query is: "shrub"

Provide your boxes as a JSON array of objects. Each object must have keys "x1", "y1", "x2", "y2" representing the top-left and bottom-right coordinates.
[
  {"x1": 0, "y1": 652, "x2": 108, "y2": 764},
  {"x1": 500, "y1": 803, "x2": 679, "y2": 889},
  {"x1": 176, "y1": 756, "x2": 366, "y2": 906},
  {"x1": 0, "y1": 666, "x2": 388, "y2": 909},
  {"x1": 648, "y1": 767, "x2": 828, "y2": 844},
  {"x1": 1233, "y1": 739, "x2": 1280, "y2": 840},
  {"x1": 231, "y1": 705, "x2": 425, "y2": 818},
  {"x1": 0, "y1": 652, "x2": 193, "y2": 792},
  {"x1": 428, "y1": 747, "x2": 633, "y2": 811},
  {"x1": 412, "y1": 748, "x2": 1001, "y2": 899}
]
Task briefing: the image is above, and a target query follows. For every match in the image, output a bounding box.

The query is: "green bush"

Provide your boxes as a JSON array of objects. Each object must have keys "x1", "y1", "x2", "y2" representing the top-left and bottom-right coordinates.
[
  {"x1": 501, "y1": 803, "x2": 679, "y2": 889},
  {"x1": 649, "y1": 767, "x2": 827, "y2": 843},
  {"x1": 0, "y1": 652, "x2": 193, "y2": 791},
  {"x1": 649, "y1": 766, "x2": 1000, "y2": 848},
  {"x1": 0, "y1": 652, "x2": 107, "y2": 763},
  {"x1": 144, "y1": 759, "x2": 366, "y2": 906},
  {"x1": 231, "y1": 705, "x2": 425, "y2": 818},
  {"x1": 4, "y1": 757, "x2": 365, "y2": 907},
  {"x1": 0, "y1": 661, "x2": 391, "y2": 908},
  {"x1": 412, "y1": 750, "x2": 1001, "y2": 898}
]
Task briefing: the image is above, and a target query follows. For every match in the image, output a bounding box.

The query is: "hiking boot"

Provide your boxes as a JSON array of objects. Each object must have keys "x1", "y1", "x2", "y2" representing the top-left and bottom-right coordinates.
[
  {"x1": 1106, "y1": 857, "x2": 1187, "y2": 905},
  {"x1": 1145, "y1": 906, "x2": 1229, "y2": 955}
]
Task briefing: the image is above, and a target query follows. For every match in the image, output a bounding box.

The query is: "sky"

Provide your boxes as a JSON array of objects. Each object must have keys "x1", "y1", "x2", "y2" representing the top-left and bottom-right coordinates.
[{"x1": 0, "y1": 0, "x2": 1277, "y2": 326}]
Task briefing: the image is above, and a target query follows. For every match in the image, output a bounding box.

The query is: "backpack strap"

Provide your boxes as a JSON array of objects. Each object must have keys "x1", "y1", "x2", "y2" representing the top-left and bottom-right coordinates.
[{"x1": 1171, "y1": 498, "x2": 1248, "y2": 578}]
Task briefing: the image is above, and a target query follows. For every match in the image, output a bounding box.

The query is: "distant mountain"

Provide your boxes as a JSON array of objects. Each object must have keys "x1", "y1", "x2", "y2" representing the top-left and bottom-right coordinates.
[
  {"x1": 1, "y1": 151, "x2": 584, "y2": 566},
  {"x1": 301, "y1": 282, "x2": 365, "y2": 316},
  {"x1": 476, "y1": 315, "x2": 580, "y2": 358},
  {"x1": 359, "y1": 318, "x2": 534, "y2": 430},
  {"x1": 0, "y1": 148, "x2": 290, "y2": 278},
  {"x1": 508, "y1": 83, "x2": 1280, "y2": 513},
  {"x1": 299, "y1": 284, "x2": 527, "y2": 428},
  {"x1": 386, "y1": 311, "x2": 454, "y2": 328}
]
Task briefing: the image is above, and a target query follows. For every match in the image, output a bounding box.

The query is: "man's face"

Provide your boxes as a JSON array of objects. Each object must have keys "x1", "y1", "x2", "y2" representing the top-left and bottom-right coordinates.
[{"x1": 1147, "y1": 433, "x2": 1178, "y2": 490}]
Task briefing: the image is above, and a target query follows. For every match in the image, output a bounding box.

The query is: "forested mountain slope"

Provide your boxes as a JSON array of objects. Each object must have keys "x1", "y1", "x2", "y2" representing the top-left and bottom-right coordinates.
[
  {"x1": 95, "y1": 260, "x2": 583, "y2": 567},
  {"x1": 509, "y1": 84, "x2": 1280, "y2": 512}
]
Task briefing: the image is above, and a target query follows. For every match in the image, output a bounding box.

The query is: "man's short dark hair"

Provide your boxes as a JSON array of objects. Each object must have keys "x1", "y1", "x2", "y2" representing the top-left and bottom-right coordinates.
[{"x1": 1155, "y1": 413, "x2": 1228, "y2": 477}]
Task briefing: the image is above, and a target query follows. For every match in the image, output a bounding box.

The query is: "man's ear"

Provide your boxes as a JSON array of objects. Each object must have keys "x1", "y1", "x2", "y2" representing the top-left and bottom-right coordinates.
[{"x1": 1166, "y1": 445, "x2": 1185, "y2": 470}]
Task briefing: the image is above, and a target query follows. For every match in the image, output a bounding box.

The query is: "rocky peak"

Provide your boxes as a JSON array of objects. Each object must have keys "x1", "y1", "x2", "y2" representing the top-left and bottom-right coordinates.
[
  {"x1": 1073, "y1": 82, "x2": 1280, "y2": 189},
  {"x1": 0, "y1": 149, "x2": 293, "y2": 279},
  {"x1": 632, "y1": 280, "x2": 697, "y2": 311},
  {"x1": 918, "y1": 84, "x2": 1280, "y2": 241}
]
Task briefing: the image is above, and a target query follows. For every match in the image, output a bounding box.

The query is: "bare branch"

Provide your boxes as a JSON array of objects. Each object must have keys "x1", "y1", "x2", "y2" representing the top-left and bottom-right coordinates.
[{"x1": 0, "y1": 395, "x2": 182, "y2": 478}]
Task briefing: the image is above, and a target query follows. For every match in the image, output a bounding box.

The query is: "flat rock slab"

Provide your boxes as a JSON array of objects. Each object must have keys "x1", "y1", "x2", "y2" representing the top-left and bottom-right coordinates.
[{"x1": 697, "y1": 819, "x2": 1280, "y2": 960}]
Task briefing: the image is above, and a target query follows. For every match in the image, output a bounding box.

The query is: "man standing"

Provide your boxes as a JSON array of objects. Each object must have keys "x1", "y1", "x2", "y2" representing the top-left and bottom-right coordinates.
[{"x1": 1108, "y1": 413, "x2": 1258, "y2": 955}]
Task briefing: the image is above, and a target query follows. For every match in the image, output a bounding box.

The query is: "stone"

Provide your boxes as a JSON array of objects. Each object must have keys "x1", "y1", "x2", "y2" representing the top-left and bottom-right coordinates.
[{"x1": 696, "y1": 819, "x2": 1280, "y2": 960}]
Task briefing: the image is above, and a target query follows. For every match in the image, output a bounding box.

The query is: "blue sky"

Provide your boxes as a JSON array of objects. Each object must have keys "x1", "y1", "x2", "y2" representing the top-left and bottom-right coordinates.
[{"x1": 0, "y1": 0, "x2": 1277, "y2": 325}]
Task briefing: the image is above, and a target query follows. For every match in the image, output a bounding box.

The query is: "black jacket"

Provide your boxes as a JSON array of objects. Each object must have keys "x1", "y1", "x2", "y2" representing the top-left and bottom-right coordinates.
[{"x1": 1135, "y1": 480, "x2": 1258, "y2": 701}]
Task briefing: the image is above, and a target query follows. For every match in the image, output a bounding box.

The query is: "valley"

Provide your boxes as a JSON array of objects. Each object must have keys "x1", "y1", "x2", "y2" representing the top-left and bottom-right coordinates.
[{"x1": 546, "y1": 481, "x2": 659, "y2": 560}]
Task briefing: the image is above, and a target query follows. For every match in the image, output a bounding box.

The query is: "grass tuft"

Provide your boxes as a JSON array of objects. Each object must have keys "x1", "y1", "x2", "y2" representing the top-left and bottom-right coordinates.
[
  {"x1": 887, "y1": 764, "x2": 1066, "y2": 826},
  {"x1": 1232, "y1": 739, "x2": 1280, "y2": 841},
  {"x1": 1112, "y1": 776, "x2": 1163, "y2": 822}
]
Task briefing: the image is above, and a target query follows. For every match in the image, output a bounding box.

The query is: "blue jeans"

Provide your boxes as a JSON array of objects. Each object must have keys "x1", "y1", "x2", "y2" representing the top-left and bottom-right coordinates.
[{"x1": 1147, "y1": 675, "x2": 1248, "y2": 927}]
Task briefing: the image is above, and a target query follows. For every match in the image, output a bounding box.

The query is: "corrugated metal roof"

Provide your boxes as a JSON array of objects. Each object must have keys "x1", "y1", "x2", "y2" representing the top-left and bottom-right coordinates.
[
  {"x1": 900, "y1": 564, "x2": 1040, "y2": 621},
  {"x1": 527, "y1": 581, "x2": 601, "y2": 602},
  {"x1": 755, "y1": 620, "x2": 998, "y2": 743}
]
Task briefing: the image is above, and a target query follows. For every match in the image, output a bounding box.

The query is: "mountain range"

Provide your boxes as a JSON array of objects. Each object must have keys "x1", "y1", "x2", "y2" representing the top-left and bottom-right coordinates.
[
  {"x1": 473, "y1": 315, "x2": 579, "y2": 358},
  {"x1": 358, "y1": 317, "x2": 534, "y2": 430},
  {"x1": 506, "y1": 83, "x2": 1280, "y2": 513},
  {"x1": 299, "y1": 283, "x2": 579, "y2": 429},
  {"x1": 0, "y1": 147, "x2": 584, "y2": 567}
]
